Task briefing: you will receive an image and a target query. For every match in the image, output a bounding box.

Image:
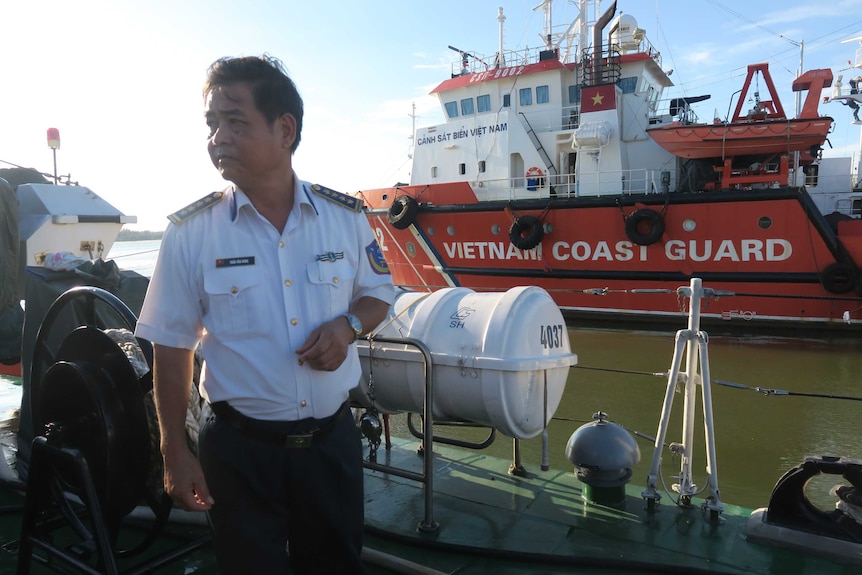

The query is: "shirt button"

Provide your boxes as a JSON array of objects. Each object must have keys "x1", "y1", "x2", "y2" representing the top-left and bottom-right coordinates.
[
  {"x1": 230, "y1": 286, "x2": 238, "y2": 294},
  {"x1": 279, "y1": 240, "x2": 284, "y2": 248},
  {"x1": 284, "y1": 279, "x2": 292, "y2": 287},
  {"x1": 300, "y1": 400, "x2": 307, "y2": 407},
  {"x1": 291, "y1": 318, "x2": 298, "y2": 325},
  {"x1": 333, "y1": 276, "x2": 339, "y2": 284}
]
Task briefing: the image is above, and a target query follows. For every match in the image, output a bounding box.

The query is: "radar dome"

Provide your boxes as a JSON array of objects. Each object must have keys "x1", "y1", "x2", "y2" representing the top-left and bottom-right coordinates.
[{"x1": 611, "y1": 13, "x2": 644, "y2": 53}]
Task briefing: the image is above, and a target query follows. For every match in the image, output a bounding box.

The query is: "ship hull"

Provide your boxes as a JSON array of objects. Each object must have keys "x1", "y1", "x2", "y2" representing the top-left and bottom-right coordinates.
[{"x1": 363, "y1": 184, "x2": 862, "y2": 333}]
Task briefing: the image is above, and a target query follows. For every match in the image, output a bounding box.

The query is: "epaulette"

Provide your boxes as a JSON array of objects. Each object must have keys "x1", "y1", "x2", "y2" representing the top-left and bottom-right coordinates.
[
  {"x1": 167, "y1": 191, "x2": 225, "y2": 224},
  {"x1": 309, "y1": 183, "x2": 363, "y2": 212}
]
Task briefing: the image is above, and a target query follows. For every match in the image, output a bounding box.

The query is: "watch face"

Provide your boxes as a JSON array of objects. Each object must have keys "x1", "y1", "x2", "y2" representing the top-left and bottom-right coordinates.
[{"x1": 347, "y1": 313, "x2": 362, "y2": 334}]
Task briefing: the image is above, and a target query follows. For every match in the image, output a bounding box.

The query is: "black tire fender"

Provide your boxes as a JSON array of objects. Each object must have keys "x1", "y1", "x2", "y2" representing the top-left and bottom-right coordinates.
[
  {"x1": 821, "y1": 262, "x2": 858, "y2": 294},
  {"x1": 387, "y1": 196, "x2": 419, "y2": 230},
  {"x1": 625, "y1": 208, "x2": 665, "y2": 246},
  {"x1": 509, "y1": 215, "x2": 544, "y2": 250}
]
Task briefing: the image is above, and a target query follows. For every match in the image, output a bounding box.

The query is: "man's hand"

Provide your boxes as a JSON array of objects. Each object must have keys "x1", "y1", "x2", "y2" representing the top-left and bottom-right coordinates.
[
  {"x1": 163, "y1": 445, "x2": 214, "y2": 511},
  {"x1": 295, "y1": 316, "x2": 353, "y2": 371}
]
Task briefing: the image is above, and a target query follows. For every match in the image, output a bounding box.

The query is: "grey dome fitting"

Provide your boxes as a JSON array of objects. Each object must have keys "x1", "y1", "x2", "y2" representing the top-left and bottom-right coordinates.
[{"x1": 565, "y1": 411, "x2": 641, "y2": 506}]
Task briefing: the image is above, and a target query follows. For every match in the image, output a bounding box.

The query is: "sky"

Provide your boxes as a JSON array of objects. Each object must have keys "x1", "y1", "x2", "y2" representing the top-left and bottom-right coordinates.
[{"x1": 3, "y1": 0, "x2": 862, "y2": 231}]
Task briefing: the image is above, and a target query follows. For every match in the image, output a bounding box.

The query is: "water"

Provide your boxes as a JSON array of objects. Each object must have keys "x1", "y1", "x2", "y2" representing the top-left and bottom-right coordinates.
[
  {"x1": 2, "y1": 241, "x2": 860, "y2": 510},
  {"x1": 105, "y1": 239, "x2": 161, "y2": 277}
]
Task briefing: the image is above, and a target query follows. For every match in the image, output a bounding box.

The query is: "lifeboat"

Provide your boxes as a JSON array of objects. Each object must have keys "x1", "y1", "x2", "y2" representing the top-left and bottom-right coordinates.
[{"x1": 647, "y1": 64, "x2": 834, "y2": 162}]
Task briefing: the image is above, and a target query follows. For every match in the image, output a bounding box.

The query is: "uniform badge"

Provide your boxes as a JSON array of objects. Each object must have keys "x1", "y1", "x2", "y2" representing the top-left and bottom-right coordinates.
[
  {"x1": 316, "y1": 251, "x2": 345, "y2": 262},
  {"x1": 365, "y1": 240, "x2": 390, "y2": 275}
]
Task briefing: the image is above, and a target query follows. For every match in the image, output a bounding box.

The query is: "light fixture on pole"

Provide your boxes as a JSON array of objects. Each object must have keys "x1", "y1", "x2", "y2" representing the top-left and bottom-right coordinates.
[{"x1": 46, "y1": 127, "x2": 60, "y2": 184}]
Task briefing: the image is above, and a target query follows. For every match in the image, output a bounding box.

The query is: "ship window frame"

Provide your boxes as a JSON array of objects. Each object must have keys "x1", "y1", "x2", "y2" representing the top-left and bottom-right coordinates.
[
  {"x1": 459, "y1": 163, "x2": 466, "y2": 175},
  {"x1": 477, "y1": 94, "x2": 491, "y2": 113},
  {"x1": 805, "y1": 163, "x2": 819, "y2": 187},
  {"x1": 432, "y1": 166, "x2": 438, "y2": 178},
  {"x1": 618, "y1": 76, "x2": 638, "y2": 94},
  {"x1": 461, "y1": 98, "x2": 475, "y2": 115},
  {"x1": 478, "y1": 160, "x2": 486, "y2": 173},
  {"x1": 537, "y1": 85, "x2": 550, "y2": 104},
  {"x1": 503, "y1": 94, "x2": 511, "y2": 107},
  {"x1": 444, "y1": 101, "x2": 459, "y2": 118},
  {"x1": 519, "y1": 87, "x2": 533, "y2": 106},
  {"x1": 568, "y1": 84, "x2": 582, "y2": 104}
]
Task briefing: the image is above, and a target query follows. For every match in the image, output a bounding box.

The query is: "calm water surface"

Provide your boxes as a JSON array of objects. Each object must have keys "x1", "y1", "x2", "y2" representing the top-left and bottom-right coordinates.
[{"x1": 1, "y1": 241, "x2": 860, "y2": 510}]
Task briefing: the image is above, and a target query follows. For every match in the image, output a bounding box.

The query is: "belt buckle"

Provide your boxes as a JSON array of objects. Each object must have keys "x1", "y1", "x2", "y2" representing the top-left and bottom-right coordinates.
[{"x1": 284, "y1": 433, "x2": 314, "y2": 448}]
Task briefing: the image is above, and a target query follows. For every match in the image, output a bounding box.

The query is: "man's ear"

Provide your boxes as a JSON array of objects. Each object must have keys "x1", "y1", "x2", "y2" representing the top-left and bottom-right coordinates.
[{"x1": 280, "y1": 113, "x2": 297, "y2": 150}]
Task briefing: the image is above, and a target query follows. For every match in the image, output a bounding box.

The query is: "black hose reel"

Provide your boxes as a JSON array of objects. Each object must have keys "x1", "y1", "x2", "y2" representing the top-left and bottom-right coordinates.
[{"x1": 17, "y1": 286, "x2": 209, "y2": 574}]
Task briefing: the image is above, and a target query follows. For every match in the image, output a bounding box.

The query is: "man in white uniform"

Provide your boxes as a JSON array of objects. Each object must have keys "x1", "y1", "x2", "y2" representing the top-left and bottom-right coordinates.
[{"x1": 136, "y1": 55, "x2": 394, "y2": 574}]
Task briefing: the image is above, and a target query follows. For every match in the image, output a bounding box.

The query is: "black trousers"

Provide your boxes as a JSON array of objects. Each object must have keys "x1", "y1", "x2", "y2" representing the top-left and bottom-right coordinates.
[{"x1": 198, "y1": 402, "x2": 366, "y2": 574}]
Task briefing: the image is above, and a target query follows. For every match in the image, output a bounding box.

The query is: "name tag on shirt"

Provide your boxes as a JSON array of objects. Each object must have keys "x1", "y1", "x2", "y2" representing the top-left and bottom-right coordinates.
[{"x1": 216, "y1": 256, "x2": 256, "y2": 268}]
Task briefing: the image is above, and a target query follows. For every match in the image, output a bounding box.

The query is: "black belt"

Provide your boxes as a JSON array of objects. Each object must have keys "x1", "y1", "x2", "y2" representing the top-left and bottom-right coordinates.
[{"x1": 209, "y1": 401, "x2": 347, "y2": 448}]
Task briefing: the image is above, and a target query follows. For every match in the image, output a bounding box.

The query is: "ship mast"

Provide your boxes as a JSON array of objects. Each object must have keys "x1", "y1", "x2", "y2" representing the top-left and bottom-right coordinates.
[{"x1": 496, "y1": 7, "x2": 506, "y2": 68}]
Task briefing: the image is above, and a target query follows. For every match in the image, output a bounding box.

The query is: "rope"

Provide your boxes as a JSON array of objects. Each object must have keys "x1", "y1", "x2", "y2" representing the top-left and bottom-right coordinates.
[
  {"x1": 108, "y1": 248, "x2": 160, "y2": 261},
  {"x1": 714, "y1": 379, "x2": 862, "y2": 402},
  {"x1": 573, "y1": 364, "x2": 862, "y2": 403}
]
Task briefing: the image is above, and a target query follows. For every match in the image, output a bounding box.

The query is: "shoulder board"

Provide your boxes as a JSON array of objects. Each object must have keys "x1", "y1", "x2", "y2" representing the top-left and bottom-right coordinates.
[
  {"x1": 167, "y1": 191, "x2": 225, "y2": 224},
  {"x1": 309, "y1": 184, "x2": 363, "y2": 212}
]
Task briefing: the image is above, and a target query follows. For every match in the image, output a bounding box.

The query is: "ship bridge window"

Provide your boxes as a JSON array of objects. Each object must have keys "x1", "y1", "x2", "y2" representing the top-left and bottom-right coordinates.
[
  {"x1": 477, "y1": 94, "x2": 491, "y2": 113},
  {"x1": 479, "y1": 160, "x2": 486, "y2": 172},
  {"x1": 568, "y1": 85, "x2": 582, "y2": 104},
  {"x1": 853, "y1": 198, "x2": 862, "y2": 216},
  {"x1": 461, "y1": 98, "x2": 475, "y2": 115},
  {"x1": 519, "y1": 88, "x2": 533, "y2": 106},
  {"x1": 503, "y1": 94, "x2": 511, "y2": 107},
  {"x1": 444, "y1": 101, "x2": 459, "y2": 118},
  {"x1": 537, "y1": 85, "x2": 549, "y2": 104},
  {"x1": 618, "y1": 77, "x2": 638, "y2": 94}
]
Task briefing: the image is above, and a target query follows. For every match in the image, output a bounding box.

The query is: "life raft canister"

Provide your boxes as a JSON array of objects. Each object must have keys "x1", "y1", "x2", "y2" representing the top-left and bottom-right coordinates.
[
  {"x1": 525, "y1": 166, "x2": 544, "y2": 191},
  {"x1": 625, "y1": 208, "x2": 665, "y2": 246},
  {"x1": 387, "y1": 195, "x2": 419, "y2": 230},
  {"x1": 509, "y1": 215, "x2": 544, "y2": 250}
]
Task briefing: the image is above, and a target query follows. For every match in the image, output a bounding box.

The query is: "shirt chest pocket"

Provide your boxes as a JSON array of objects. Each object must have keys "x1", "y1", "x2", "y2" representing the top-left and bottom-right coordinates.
[
  {"x1": 203, "y1": 268, "x2": 263, "y2": 338},
  {"x1": 306, "y1": 260, "x2": 356, "y2": 315}
]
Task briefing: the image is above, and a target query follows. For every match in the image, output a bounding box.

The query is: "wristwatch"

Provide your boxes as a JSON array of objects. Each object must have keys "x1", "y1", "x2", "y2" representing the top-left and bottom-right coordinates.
[{"x1": 343, "y1": 313, "x2": 363, "y2": 341}]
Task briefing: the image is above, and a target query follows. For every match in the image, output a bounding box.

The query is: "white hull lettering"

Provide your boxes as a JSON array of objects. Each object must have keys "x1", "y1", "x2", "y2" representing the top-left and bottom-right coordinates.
[
  {"x1": 665, "y1": 239, "x2": 791, "y2": 262},
  {"x1": 416, "y1": 123, "x2": 508, "y2": 147},
  {"x1": 437, "y1": 238, "x2": 793, "y2": 263},
  {"x1": 443, "y1": 241, "x2": 542, "y2": 260},
  {"x1": 552, "y1": 241, "x2": 647, "y2": 262}
]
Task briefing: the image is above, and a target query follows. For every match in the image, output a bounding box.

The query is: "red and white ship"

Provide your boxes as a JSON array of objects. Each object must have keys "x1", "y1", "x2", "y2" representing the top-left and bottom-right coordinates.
[{"x1": 359, "y1": 0, "x2": 862, "y2": 333}]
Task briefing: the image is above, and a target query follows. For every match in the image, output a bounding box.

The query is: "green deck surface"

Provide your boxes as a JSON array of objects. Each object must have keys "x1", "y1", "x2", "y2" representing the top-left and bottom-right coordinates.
[{"x1": 0, "y1": 437, "x2": 859, "y2": 574}]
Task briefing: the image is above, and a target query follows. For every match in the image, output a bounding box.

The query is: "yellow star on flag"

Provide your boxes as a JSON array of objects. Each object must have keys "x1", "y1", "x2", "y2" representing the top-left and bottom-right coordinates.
[{"x1": 591, "y1": 92, "x2": 604, "y2": 106}]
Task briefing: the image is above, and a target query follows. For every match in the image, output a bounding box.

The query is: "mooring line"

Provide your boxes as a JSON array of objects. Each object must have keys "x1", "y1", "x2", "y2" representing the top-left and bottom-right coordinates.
[{"x1": 574, "y1": 365, "x2": 862, "y2": 402}]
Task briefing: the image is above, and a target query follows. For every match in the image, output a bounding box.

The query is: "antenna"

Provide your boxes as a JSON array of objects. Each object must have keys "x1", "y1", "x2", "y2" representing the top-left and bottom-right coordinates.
[{"x1": 448, "y1": 45, "x2": 489, "y2": 75}]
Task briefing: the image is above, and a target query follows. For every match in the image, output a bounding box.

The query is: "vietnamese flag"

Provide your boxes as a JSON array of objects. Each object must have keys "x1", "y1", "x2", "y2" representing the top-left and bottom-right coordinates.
[{"x1": 581, "y1": 84, "x2": 616, "y2": 113}]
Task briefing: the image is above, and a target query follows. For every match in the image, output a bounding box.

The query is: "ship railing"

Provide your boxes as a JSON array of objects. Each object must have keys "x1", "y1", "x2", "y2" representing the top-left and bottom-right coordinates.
[
  {"x1": 447, "y1": 24, "x2": 662, "y2": 78},
  {"x1": 516, "y1": 105, "x2": 582, "y2": 135},
  {"x1": 549, "y1": 168, "x2": 672, "y2": 198},
  {"x1": 651, "y1": 96, "x2": 704, "y2": 124},
  {"x1": 477, "y1": 168, "x2": 672, "y2": 199},
  {"x1": 449, "y1": 45, "x2": 558, "y2": 77}
]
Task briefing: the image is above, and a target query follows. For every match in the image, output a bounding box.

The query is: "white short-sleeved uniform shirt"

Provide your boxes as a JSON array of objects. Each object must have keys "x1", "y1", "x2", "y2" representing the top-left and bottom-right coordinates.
[{"x1": 135, "y1": 177, "x2": 396, "y2": 421}]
